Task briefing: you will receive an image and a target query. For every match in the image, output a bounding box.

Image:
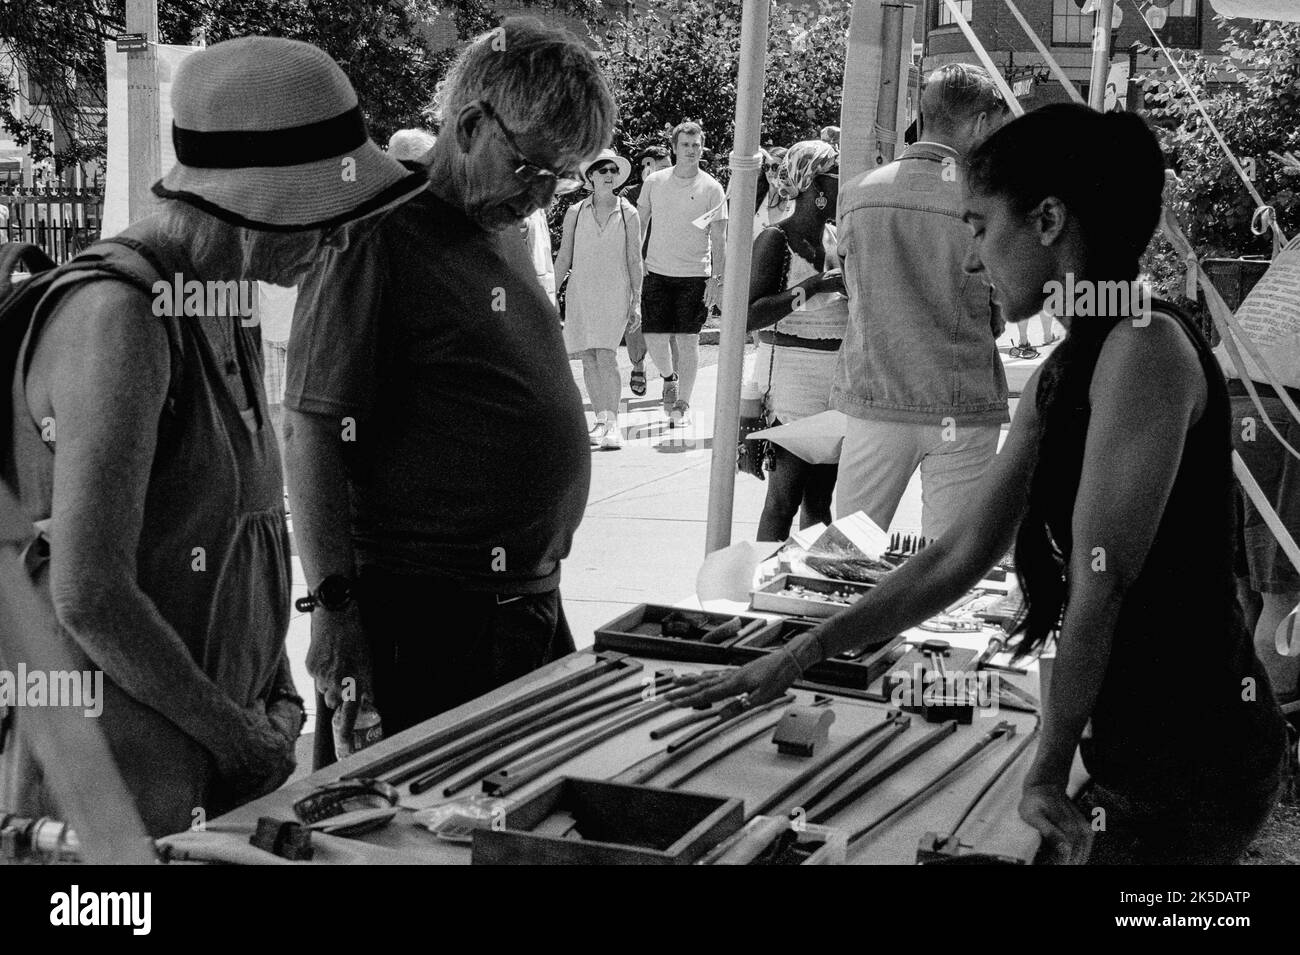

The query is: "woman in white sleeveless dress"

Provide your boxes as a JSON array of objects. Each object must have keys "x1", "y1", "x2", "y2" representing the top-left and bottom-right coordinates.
[
  {"x1": 741, "y1": 140, "x2": 847, "y2": 540},
  {"x1": 555, "y1": 149, "x2": 642, "y2": 450}
]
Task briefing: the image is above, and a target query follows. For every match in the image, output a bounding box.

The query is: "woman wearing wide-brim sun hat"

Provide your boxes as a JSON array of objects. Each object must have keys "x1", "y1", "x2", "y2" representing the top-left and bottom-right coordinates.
[
  {"x1": 554, "y1": 147, "x2": 642, "y2": 450},
  {"x1": 152, "y1": 35, "x2": 430, "y2": 237},
  {"x1": 0, "y1": 35, "x2": 432, "y2": 839}
]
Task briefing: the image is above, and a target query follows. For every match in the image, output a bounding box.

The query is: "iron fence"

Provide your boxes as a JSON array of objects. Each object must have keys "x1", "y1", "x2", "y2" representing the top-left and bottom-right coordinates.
[{"x1": 1, "y1": 186, "x2": 104, "y2": 264}]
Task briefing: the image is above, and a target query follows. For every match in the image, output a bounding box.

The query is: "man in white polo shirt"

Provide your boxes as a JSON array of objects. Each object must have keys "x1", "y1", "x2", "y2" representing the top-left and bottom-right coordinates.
[{"x1": 637, "y1": 121, "x2": 727, "y2": 427}]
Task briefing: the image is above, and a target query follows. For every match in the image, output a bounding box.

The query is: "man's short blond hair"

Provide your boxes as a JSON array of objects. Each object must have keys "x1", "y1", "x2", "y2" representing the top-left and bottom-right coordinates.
[{"x1": 434, "y1": 17, "x2": 615, "y2": 162}]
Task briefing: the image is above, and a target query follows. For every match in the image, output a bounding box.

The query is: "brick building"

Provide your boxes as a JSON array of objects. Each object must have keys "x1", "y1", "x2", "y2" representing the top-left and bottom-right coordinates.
[{"x1": 920, "y1": 0, "x2": 1231, "y2": 107}]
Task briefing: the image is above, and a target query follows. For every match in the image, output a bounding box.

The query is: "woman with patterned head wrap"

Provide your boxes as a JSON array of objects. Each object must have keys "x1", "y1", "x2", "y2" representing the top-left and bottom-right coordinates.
[{"x1": 738, "y1": 139, "x2": 847, "y2": 540}]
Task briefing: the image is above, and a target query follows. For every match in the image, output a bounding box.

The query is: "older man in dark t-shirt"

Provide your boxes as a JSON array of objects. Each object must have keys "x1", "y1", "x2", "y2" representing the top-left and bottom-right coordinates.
[{"x1": 284, "y1": 18, "x2": 616, "y2": 767}]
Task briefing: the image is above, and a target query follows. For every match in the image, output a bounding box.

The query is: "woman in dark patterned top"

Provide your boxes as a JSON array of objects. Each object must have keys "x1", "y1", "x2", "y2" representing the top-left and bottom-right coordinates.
[{"x1": 671, "y1": 105, "x2": 1287, "y2": 865}]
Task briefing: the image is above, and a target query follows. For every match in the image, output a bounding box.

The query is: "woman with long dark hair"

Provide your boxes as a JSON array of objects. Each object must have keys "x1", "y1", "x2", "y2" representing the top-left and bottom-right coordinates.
[{"x1": 671, "y1": 104, "x2": 1288, "y2": 864}]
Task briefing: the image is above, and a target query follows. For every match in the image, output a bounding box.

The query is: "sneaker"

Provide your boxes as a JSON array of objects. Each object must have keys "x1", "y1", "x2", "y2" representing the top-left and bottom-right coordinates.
[
  {"x1": 600, "y1": 418, "x2": 623, "y2": 450},
  {"x1": 589, "y1": 412, "x2": 610, "y2": 445},
  {"x1": 669, "y1": 399, "x2": 691, "y2": 428},
  {"x1": 661, "y1": 375, "x2": 678, "y2": 415}
]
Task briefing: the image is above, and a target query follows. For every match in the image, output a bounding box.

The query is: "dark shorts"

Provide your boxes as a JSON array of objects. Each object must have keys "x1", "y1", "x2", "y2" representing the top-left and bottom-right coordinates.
[
  {"x1": 1230, "y1": 391, "x2": 1300, "y2": 593},
  {"x1": 641, "y1": 271, "x2": 707, "y2": 335}
]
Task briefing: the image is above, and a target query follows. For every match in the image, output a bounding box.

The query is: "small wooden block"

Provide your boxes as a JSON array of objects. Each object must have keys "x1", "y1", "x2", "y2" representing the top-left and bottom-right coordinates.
[
  {"x1": 771, "y1": 706, "x2": 836, "y2": 757},
  {"x1": 250, "y1": 817, "x2": 314, "y2": 861}
]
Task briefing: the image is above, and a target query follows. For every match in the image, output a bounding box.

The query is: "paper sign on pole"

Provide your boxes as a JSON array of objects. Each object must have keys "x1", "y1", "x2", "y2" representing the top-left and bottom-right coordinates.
[
  {"x1": 1104, "y1": 60, "x2": 1130, "y2": 111},
  {"x1": 1213, "y1": 246, "x2": 1300, "y2": 390},
  {"x1": 102, "y1": 42, "x2": 198, "y2": 238}
]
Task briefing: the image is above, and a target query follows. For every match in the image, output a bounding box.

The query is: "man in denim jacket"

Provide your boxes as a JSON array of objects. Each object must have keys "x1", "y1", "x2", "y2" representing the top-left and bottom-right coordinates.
[{"x1": 832, "y1": 64, "x2": 1011, "y2": 539}]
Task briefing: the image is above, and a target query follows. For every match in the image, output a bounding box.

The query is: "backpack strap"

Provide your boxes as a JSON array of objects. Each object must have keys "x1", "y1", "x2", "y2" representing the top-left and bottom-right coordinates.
[{"x1": 20, "y1": 237, "x2": 183, "y2": 429}]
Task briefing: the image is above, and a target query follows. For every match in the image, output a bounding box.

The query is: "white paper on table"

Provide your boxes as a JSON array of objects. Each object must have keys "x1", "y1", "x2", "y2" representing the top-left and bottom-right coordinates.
[
  {"x1": 810, "y1": 510, "x2": 890, "y2": 560},
  {"x1": 788, "y1": 523, "x2": 827, "y2": 551},
  {"x1": 696, "y1": 540, "x2": 783, "y2": 603},
  {"x1": 748, "y1": 409, "x2": 847, "y2": 464}
]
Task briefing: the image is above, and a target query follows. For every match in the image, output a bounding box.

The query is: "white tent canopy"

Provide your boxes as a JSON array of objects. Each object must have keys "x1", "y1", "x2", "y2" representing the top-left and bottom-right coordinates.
[{"x1": 1209, "y1": 0, "x2": 1300, "y2": 21}]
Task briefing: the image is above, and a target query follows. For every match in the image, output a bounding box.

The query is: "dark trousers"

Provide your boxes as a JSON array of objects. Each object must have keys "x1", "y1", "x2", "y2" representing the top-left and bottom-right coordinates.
[
  {"x1": 312, "y1": 569, "x2": 576, "y2": 771},
  {"x1": 757, "y1": 422, "x2": 838, "y2": 542},
  {"x1": 1074, "y1": 776, "x2": 1281, "y2": 865}
]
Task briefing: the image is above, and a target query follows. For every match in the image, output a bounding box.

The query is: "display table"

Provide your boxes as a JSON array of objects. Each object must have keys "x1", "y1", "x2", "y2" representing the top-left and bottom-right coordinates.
[{"x1": 202, "y1": 617, "x2": 1080, "y2": 864}]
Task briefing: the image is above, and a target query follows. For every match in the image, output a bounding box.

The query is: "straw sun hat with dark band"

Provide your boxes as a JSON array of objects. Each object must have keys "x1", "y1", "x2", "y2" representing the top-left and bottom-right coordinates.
[{"x1": 152, "y1": 36, "x2": 429, "y2": 232}]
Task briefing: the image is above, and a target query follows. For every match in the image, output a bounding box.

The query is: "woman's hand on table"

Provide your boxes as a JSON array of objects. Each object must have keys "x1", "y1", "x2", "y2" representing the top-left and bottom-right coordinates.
[
  {"x1": 1019, "y1": 782, "x2": 1093, "y2": 865},
  {"x1": 665, "y1": 651, "x2": 802, "y2": 709}
]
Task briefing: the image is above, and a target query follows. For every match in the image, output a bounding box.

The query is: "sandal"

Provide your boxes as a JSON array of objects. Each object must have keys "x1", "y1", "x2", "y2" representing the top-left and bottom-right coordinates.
[
  {"x1": 1015, "y1": 344, "x2": 1040, "y2": 359},
  {"x1": 629, "y1": 366, "x2": 646, "y2": 396}
]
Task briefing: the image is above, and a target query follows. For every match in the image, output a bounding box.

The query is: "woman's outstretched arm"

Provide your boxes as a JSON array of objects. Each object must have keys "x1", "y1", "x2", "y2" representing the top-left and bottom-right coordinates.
[{"x1": 669, "y1": 367, "x2": 1046, "y2": 707}]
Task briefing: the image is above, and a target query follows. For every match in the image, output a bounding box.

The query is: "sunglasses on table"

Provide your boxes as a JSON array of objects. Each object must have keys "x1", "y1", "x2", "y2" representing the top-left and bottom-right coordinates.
[{"x1": 479, "y1": 100, "x2": 584, "y2": 196}]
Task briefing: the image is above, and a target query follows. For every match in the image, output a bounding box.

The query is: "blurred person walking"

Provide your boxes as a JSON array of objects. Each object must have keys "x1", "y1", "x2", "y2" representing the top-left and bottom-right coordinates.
[
  {"x1": 555, "y1": 149, "x2": 643, "y2": 450},
  {"x1": 619, "y1": 145, "x2": 671, "y2": 397},
  {"x1": 637, "y1": 121, "x2": 728, "y2": 428}
]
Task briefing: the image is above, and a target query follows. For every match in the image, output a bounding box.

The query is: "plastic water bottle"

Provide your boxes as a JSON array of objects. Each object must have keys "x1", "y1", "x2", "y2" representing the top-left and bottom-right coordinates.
[{"x1": 333, "y1": 697, "x2": 384, "y2": 759}]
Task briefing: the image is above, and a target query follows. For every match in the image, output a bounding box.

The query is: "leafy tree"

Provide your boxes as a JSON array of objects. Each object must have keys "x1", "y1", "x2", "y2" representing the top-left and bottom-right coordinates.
[
  {"x1": 1138, "y1": 15, "x2": 1300, "y2": 305},
  {"x1": 1, "y1": 0, "x2": 600, "y2": 171},
  {"x1": 0, "y1": 0, "x2": 118, "y2": 167},
  {"x1": 597, "y1": 0, "x2": 851, "y2": 178}
]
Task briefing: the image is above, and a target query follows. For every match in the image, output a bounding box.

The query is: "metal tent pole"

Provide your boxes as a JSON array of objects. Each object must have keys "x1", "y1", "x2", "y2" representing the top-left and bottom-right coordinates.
[{"x1": 704, "y1": 0, "x2": 771, "y2": 554}]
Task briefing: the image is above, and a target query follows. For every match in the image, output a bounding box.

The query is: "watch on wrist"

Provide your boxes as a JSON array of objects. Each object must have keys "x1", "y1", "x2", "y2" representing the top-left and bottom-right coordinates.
[{"x1": 295, "y1": 574, "x2": 355, "y2": 613}]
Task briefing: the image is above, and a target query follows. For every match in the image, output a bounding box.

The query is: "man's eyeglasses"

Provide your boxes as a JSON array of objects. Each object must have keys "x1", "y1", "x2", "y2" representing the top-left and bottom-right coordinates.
[
  {"x1": 590, "y1": 164, "x2": 618, "y2": 176},
  {"x1": 480, "y1": 101, "x2": 584, "y2": 196}
]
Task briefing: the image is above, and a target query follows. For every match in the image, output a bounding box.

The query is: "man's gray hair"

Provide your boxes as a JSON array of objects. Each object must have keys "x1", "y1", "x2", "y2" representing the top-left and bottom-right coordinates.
[
  {"x1": 433, "y1": 17, "x2": 615, "y2": 161},
  {"x1": 920, "y1": 63, "x2": 1008, "y2": 134}
]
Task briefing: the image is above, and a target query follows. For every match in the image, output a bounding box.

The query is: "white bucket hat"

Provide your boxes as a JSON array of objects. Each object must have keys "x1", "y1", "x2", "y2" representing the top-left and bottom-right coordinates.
[
  {"x1": 579, "y1": 149, "x2": 632, "y2": 189},
  {"x1": 153, "y1": 36, "x2": 429, "y2": 232}
]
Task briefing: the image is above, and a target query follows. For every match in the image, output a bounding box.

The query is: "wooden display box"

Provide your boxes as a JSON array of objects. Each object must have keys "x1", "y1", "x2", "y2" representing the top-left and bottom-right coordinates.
[
  {"x1": 700, "y1": 816, "x2": 848, "y2": 865},
  {"x1": 471, "y1": 778, "x2": 744, "y2": 865},
  {"x1": 733, "y1": 617, "x2": 905, "y2": 690},
  {"x1": 750, "y1": 574, "x2": 874, "y2": 619},
  {"x1": 593, "y1": 603, "x2": 779, "y2": 664}
]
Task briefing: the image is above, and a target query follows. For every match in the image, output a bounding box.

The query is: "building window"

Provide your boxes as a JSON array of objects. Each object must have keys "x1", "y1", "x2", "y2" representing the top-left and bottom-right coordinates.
[
  {"x1": 1160, "y1": 0, "x2": 1202, "y2": 48},
  {"x1": 937, "y1": 1, "x2": 973, "y2": 26},
  {"x1": 1051, "y1": 0, "x2": 1091, "y2": 46}
]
